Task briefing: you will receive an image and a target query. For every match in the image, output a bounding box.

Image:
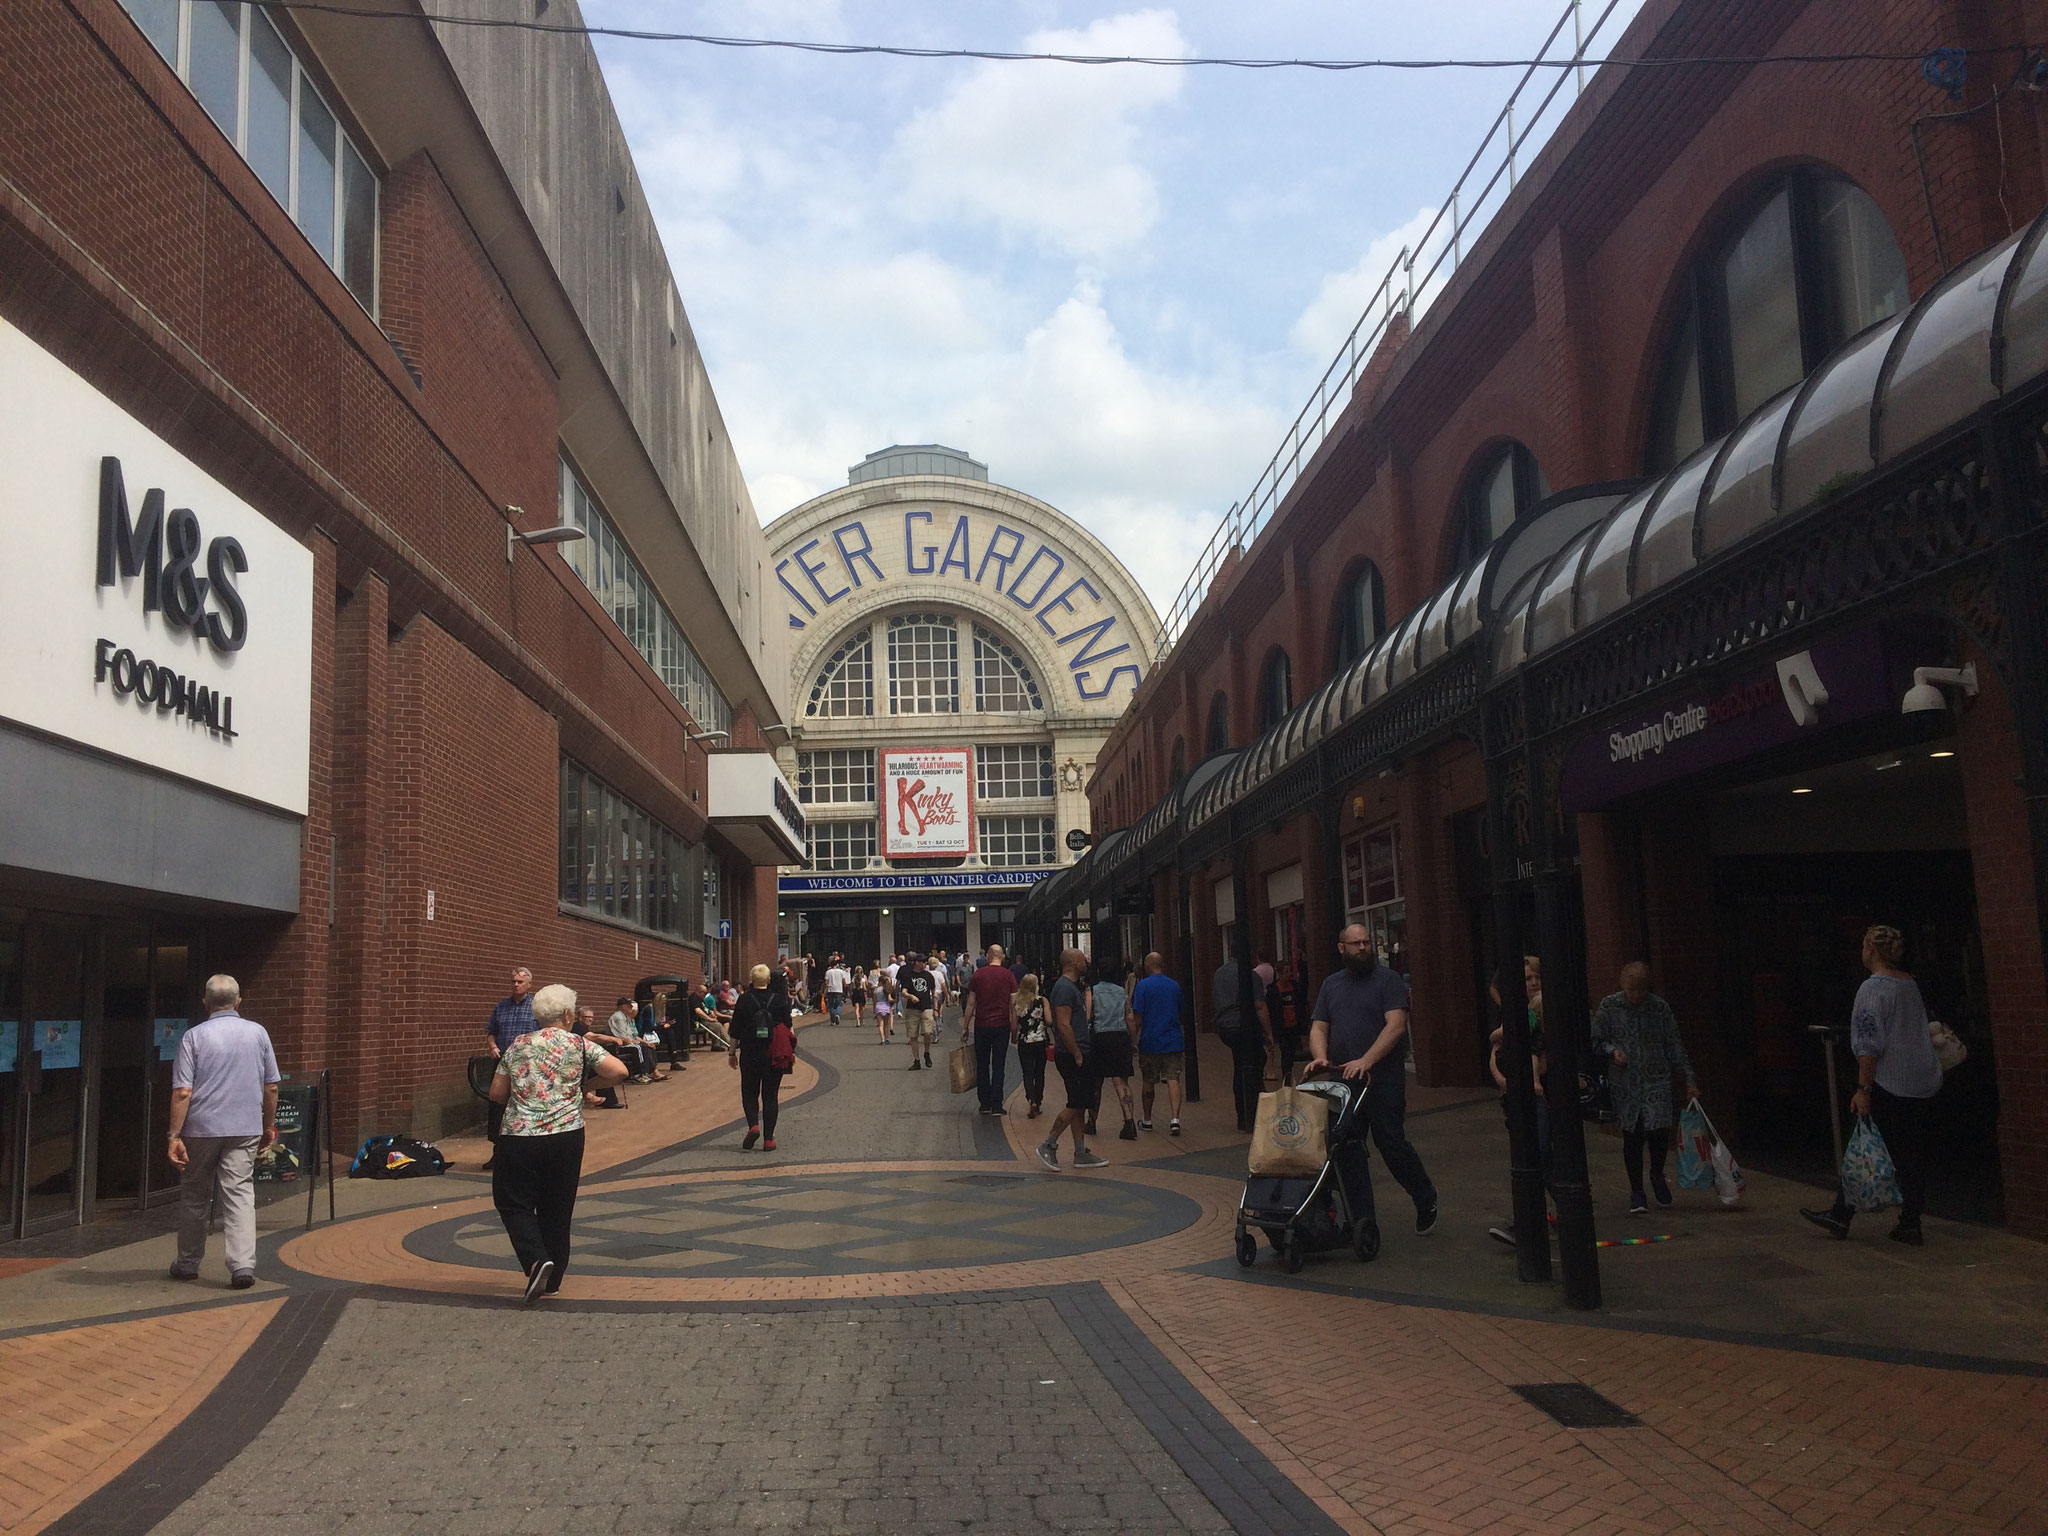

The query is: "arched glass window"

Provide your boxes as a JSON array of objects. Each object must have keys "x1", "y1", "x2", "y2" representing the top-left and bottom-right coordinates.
[
  {"x1": 1206, "y1": 691, "x2": 1231, "y2": 754},
  {"x1": 887, "y1": 614, "x2": 959, "y2": 714},
  {"x1": 806, "y1": 632, "x2": 873, "y2": 717},
  {"x1": 971, "y1": 624, "x2": 1043, "y2": 712},
  {"x1": 1257, "y1": 650, "x2": 1292, "y2": 732},
  {"x1": 1648, "y1": 170, "x2": 1908, "y2": 472},
  {"x1": 1451, "y1": 443, "x2": 1548, "y2": 571},
  {"x1": 1168, "y1": 737, "x2": 1186, "y2": 787},
  {"x1": 1331, "y1": 562, "x2": 1386, "y2": 668}
]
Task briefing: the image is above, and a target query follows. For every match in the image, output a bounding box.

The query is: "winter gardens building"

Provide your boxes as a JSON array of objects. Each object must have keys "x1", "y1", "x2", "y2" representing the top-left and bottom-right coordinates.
[
  {"x1": 769, "y1": 446, "x2": 1157, "y2": 964},
  {"x1": 1021, "y1": 0, "x2": 2048, "y2": 1250},
  {"x1": 0, "y1": 0, "x2": 801, "y2": 1235}
]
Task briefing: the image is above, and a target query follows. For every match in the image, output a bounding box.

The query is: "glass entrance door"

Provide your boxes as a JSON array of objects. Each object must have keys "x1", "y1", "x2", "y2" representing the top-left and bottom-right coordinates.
[
  {"x1": 22, "y1": 916, "x2": 88, "y2": 1230},
  {"x1": 96, "y1": 923, "x2": 152, "y2": 1207},
  {"x1": 0, "y1": 911, "x2": 22, "y2": 1235}
]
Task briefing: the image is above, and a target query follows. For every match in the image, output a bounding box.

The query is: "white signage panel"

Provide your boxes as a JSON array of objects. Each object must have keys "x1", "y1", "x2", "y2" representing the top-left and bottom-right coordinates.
[
  {"x1": 0, "y1": 318, "x2": 314, "y2": 815},
  {"x1": 879, "y1": 746, "x2": 974, "y2": 859}
]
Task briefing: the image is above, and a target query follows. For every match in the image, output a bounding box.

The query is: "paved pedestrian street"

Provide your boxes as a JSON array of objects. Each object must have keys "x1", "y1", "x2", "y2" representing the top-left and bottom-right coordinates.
[{"x1": 5, "y1": 1014, "x2": 2047, "y2": 1536}]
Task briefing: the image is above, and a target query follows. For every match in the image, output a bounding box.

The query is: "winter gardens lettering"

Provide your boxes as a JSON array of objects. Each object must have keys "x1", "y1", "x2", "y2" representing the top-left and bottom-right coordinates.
[{"x1": 775, "y1": 511, "x2": 1140, "y2": 701}]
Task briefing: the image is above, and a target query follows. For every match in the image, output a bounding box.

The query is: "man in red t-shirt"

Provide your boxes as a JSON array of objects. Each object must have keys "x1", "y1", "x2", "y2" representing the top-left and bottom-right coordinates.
[{"x1": 963, "y1": 943, "x2": 1021, "y2": 1117}]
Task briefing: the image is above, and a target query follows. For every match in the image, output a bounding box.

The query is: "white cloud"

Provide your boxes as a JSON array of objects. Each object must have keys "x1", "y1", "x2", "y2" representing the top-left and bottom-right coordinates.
[
  {"x1": 1289, "y1": 204, "x2": 1443, "y2": 360},
  {"x1": 894, "y1": 10, "x2": 1189, "y2": 260}
]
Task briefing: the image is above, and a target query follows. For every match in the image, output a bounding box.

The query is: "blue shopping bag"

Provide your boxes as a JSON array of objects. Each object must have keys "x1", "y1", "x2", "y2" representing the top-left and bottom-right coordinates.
[{"x1": 1840, "y1": 1115, "x2": 1900, "y2": 1213}]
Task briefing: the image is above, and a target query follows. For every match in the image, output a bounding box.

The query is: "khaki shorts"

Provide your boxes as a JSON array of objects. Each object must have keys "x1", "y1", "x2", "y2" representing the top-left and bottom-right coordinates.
[
  {"x1": 903, "y1": 1009, "x2": 933, "y2": 1041},
  {"x1": 1139, "y1": 1051, "x2": 1184, "y2": 1084}
]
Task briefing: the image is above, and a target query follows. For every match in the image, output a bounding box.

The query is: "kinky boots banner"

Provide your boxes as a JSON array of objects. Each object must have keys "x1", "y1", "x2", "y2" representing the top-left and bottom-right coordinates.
[{"x1": 879, "y1": 746, "x2": 975, "y2": 858}]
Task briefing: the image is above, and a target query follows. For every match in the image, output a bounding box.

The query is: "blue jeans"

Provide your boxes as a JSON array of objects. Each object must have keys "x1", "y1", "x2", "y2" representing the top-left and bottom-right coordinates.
[{"x1": 975, "y1": 1026, "x2": 1011, "y2": 1110}]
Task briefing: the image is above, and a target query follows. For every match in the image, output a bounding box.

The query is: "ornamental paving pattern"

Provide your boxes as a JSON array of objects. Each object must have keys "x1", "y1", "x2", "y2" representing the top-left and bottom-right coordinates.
[{"x1": 4, "y1": 1011, "x2": 2048, "y2": 1536}]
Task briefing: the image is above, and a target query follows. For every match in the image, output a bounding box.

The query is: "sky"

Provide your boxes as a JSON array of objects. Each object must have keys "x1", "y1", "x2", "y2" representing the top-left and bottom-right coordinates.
[{"x1": 582, "y1": 1, "x2": 1647, "y2": 619}]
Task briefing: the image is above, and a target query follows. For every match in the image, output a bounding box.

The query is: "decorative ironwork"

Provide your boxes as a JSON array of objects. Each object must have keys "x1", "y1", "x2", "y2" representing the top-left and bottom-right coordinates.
[
  {"x1": 1512, "y1": 430, "x2": 2001, "y2": 749},
  {"x1": 1325, "y1": 644, "x2": 1488, "y2": 784}
]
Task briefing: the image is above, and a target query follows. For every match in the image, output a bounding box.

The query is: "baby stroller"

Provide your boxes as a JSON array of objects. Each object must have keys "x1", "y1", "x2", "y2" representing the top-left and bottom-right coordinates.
[{"x1": 1235, "y1": 1075, "x2": 1380, "y2": 1273}]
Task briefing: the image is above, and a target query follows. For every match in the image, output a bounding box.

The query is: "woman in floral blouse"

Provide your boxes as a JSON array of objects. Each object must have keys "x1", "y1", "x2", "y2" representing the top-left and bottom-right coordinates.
[{"x1": 488, "y1": 982, "x2": 628, "y2": 1303}]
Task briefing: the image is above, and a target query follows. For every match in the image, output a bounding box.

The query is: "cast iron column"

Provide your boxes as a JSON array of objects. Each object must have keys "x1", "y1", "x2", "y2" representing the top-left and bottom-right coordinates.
[
  {"x1": 1178, "y1": 866, "x2": 1201, "y2": 1101},
  {"x1": 1486, "y1": 757, "x2": 1551, "y2": 1284},
  {"x1": 1533, "y1": 871, "x2": 1601, "y2": 1310}
]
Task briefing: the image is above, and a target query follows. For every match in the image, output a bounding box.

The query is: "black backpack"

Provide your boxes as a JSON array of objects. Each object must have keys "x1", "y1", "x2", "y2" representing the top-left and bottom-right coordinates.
[{"x1": 348, "y1": 1133, "x2": 449, "y2": 1179}]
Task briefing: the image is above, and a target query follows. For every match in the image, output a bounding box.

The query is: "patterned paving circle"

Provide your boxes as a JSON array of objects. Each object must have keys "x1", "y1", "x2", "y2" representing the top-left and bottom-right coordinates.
[{"x1": 407, "y1": 1168, "x2": 1203, "y2": 1277}]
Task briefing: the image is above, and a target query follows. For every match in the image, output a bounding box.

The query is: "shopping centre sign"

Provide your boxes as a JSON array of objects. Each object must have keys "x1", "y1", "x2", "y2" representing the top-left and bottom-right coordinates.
[
  {"x1": 0, "y1": 318, "x2": 314, "y2": 815},
  {"x1": 1560, "y1": 625, "x2": 1894, "y2": 813}
]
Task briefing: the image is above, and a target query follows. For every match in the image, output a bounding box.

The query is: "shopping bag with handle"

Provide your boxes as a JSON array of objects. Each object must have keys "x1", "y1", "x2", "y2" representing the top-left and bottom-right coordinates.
[
  {"x1": 1247, "y1": 1087, "x2": 1330, "y2": 1178},
  {"x1": 1676, "y1": 1098, "x2": 1716, "y2": 1190},
  {"x1": 947, "y1": 1040, "x2": 976, "y2": 1094},
  {"x1": 1840, "y1": 1114, "x2": 1900, "y2": 1212}
]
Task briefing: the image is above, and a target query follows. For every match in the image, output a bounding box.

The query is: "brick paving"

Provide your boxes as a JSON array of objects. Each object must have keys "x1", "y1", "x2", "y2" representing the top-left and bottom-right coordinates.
[{"x1": 4, "y1": 1018, "x2": 2047, "y2": 1536}]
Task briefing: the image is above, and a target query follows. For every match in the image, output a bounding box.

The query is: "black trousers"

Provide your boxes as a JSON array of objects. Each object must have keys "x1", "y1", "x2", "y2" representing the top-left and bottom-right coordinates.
[
  {"x1": 1833, "y1": 1084, "x2": 1935, "y2": 1228},
  {"x1": 493, "y1": 1128, "x2": 584, "y2": 1288},
  {"x1": 975, "y1": 1026, "x2": 1011, "y2": 1111},
  {"x1": 1217, "y1": 1026, "x2": 1267, "y2": 1132},
  {"x1": 739, "y1": 1058, "x2": 787, "y2": 1137},
  {"x1": 1018, "y1": 1043, "x2": 1047, "y2": 1108},
  {"x1": 1362, "y1": 1069, "x2": 1437, "y2": 1210},
  {"x1": 1621, "y1": 1118, "x2": 1670, "y2": 1194},
  {"x1": 658, "y1": 1020, "x2": 689, "y2": 1064}
]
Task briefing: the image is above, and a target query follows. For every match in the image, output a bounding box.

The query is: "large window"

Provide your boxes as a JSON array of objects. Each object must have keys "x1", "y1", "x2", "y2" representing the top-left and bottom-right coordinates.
[
  {"x1": 805, "y1": 819, "x2": 878, "y2": 872},
  {"x1": 1332, "y1": 562, "x2": 1386, "y2": 668},
  {"x1": 1206, "y1": 691, "x2": 1231, "y2": 754},
  {"x1": 560, "y1": 461, "x2": 733, "y2": 736},
  {"x1": 1649, "y1": 171, "x2": 1909, "y2": 471},
  {"x1": 797, "y1": 748, "x2": 875, "y2": 804},
  {"x1": 976, "y1": 744, "x2": 1055, "y2": 800},
  {"x1": 1451, "y1": 443, "x2": 1548, "y2": 571},
  {"x1": 1257, "y1": 649, "x2": 1293, "y2": 732},
  {"x1": 1169, "y1": 737, "x2": 1186, "y2": 787},
  {"x1": 888, "y1": 616, "x2": 960, "y2": 715},
  {"x1": 972, "y1": 625, "x2": 1043, "y2": 712},
  {"x1": 980, "y1": 816, "x2": 1057, "y2": 867},
  {"x1": 559, "y1": 758, "x2": 699, "y2": 939},
  {"x1": 806, "y1": 633, "x2": 874, "y2": 718},
  {"x1": 1342, "y1": 823, "x2": 1407, "y2": 978},
  {"x1": 123, "y1": 1, "x2": 377, "y2": 312}
]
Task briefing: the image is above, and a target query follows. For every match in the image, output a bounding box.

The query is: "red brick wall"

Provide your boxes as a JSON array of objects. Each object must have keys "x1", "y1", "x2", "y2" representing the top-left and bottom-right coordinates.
[
  {"x1": 0, "y1": 0, "x2": 751, "y2": 1151},
  {"x1": 1957, "y1": 657, "x2": 2048, "y2": 1237}
]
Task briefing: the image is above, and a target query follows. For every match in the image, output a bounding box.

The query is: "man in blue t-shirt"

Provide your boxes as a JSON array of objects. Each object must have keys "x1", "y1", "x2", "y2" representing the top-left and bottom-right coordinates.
[
  {"x1": 1308, "y1": 923, "x2": 1438, "y2": 1237},
  {"x1": 1129, "y1": 952, "x2": 1187, "y2": 1136}
]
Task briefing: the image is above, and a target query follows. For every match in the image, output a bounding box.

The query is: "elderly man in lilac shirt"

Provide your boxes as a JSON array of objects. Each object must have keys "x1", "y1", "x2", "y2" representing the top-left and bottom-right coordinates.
[{"x1": 167, "y1": 975, "x2": 280, "y2": 1289}]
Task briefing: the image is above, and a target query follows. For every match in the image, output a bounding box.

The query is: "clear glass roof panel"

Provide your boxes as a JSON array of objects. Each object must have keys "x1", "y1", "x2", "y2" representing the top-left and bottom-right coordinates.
[
  {"x1": 1525, "y1": 528, "x2": 1598, "y2": 657},
  {"x1": 1447, "y1": 560, "x2": 1488, "y2": 648},
  {"x1": 1778, "y1": 315, "x2": 1901, "y2": 513},
  {"x1": 1415, "y1": 582, "x2": 1461, "y2": 670},
  {"x1": 1383, "y1": 608, "x2": 1427, "y2": 691},
  {"x1": 1633, "y1": 444, "x2": 1716, "y2": 598},
  {"x1": 1879, "y1": 236, "x2": 2019, "y2": 461},
  {"x1": 1697, "y1": 388, "x2": 1798, "y2": 559},
  {"x1": 1574, "y1": 485, "x2": 1655, "y2": 631},
  {"x1": 1999, "y1": 221, "x2": 2048, "y2": 391},
  {"x1": 1492, "y1": 569, "x2": 1544, "y2": 675}
]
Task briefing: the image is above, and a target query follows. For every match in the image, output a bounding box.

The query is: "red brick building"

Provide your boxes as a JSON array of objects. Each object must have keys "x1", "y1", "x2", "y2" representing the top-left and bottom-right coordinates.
[
  {"x1": 0, "y1": 0, "x2": 800, "y2": 1236},
  {"x1": 1027, "y1": 0, "x2": 2048, "y2": 1241}
]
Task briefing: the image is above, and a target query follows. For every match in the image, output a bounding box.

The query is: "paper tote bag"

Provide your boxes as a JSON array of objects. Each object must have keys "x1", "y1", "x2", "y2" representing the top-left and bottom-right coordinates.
[
  {"x1": 1247, "y1": 1087, "x2": 1330, "y2": 1178},
  {"x1": 948, "y1": 1041, "x2": 976, "y2": 1094}
]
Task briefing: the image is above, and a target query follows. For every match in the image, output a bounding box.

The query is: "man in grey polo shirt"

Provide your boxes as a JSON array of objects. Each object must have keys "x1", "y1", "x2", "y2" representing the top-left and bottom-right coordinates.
[{"x1": 167, "y1": 974, "x2": 280, "y2": 1289}]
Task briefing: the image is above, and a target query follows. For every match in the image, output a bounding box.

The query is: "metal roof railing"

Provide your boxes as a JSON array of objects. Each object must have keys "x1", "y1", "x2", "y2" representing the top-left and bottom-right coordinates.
[{"x1": 1153, "y1": 0, "x2": 1633, "y2": 657}]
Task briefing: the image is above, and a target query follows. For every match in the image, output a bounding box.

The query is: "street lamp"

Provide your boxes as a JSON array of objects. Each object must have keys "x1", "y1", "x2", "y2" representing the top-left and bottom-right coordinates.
[
  {"x1": 689, "y1": 729, "x2": 730, "y2": 744},
  {"x1": 505, "y1": 505, "x2": 589, "y2": 563}
]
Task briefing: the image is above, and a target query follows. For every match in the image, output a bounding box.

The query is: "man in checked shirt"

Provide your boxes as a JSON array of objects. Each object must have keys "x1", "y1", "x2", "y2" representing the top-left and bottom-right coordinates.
[{"x1": 482, "y1": 966, "x2": 536, "y2": 1170}]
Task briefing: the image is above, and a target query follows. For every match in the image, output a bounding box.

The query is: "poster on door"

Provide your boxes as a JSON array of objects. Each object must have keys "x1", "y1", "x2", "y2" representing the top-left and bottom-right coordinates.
[
  {"x1": 879, "y1": 747, "x2": 975, "y2": 859},
  {"x1": 0, "y1": 1020, "x2": 15, "y2": 1073},
  {"x1": 155, "y1": 1018, "x2": 190, "y2": 1062},
  {"x1": 38, "y1": 1020, "x2": 81, "y2": 1069}
]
